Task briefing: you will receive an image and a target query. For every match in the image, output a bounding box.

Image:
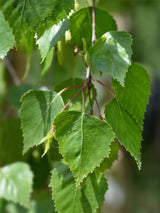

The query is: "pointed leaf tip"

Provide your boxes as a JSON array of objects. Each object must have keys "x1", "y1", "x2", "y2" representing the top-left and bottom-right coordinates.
[
  {"x1": 54, "y1": 111, "x2": 115, "y2": 184},
  {"x1": 50, "y1": 161, "x2": 108, "y2": 213},
  {"x1": 20, "y1": 90, "x2": 64, "y2": 153}
]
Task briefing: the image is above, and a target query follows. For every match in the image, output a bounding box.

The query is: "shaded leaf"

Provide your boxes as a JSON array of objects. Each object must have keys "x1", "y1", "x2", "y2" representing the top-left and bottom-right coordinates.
[
  {"x1": 0, "y1": 119, "x2": 24, "y2": 165},
  {"x1": 8, "y1": 85, "x2": 35, "y2": 110},
  {"x1": 54, "y1": 78, "x2": 96, "y2": 112},
  {"x1": 105, "y1": 98, "x2": 142, "y2": 168},
  {"x1": 20, "y1": 90, "x2": 64, "y2": 153},
  {"x1": 37, "y1": 19, "x2": 69, "y2": 61},
  {"x1": 89, "y1": 31, "x2": 132, "y2": 86},
  {"x1": 112, "y1": 63, "x2": 150, "y2": 127},
  {"x1": 0, "y1": 11, "x2": 14, "y2": 59},
  {"x1": 50, "y1": 161, "x2": 107, "y2": 213},
  {"x1": 54, "y1": 78, "x2": 84, "y2": 104},
  {"x1": 0, "y1": 0, "x2": 74, "y2": 41},
  {"x1": 70, "y1": 7, "x2": 117, "y2": 49},
  {"x1": 41, "y1": 48, "x2": 54, "y2": 77},
  {"x1": 0, "y1": 162, "x2": 33, "y2": 208},
  {"x1": 97, "y1": 142, "x2": 119, "y2": 172},
  {"x1": 54, "y1": 111, "x2": 115, "y2": 184}
]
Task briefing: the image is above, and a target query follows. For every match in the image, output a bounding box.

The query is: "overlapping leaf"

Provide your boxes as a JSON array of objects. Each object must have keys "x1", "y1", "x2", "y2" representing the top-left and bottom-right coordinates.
[
  {"x1": 97, "y1": 142, "x2": 119, "y2": 173},
  {"x1": 105, "y1": 98, "x2": 142, "y2": 168},
  {"x1": 0, "y1": 162, "x2": 33, "y2": 208},
  {"x1": 89, "y1": 31, "x2": 132, "y2": 86},
  {"x1": 37, "y1": 19, "x2": 69, "y2": 61},
  {"x1": 104, "y1": 64, "x2": 150, "y2": 168},
  {"x1": 54, "y1": 111, "x2": 115, "y2": 184},
  {"x1": 0, "y1": 0, "x2": 74, "y2": 41},
  {"x1": 20, "y1": 90, "x2": 64, "y2": 153},
  {"x1": 54, "y1": 78, "x2": 94, "y2": 111},
  {"x1": 112, "y1": 63, "x2": 150, "y2": 127},
  {"x1": 70, "y1": 7, "x2": 117, "y2": 49},
  {"x1": 50, "y1": 161, "x2": 107, "y2": 213},
  {"x1": 0, "y1": 11, "x2": 14, "y2": 59}
]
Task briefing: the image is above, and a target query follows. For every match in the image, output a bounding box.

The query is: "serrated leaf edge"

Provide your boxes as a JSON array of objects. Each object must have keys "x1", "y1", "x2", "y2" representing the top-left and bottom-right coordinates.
[
  {"x1": 20, "y1": 89, "x2": 64, "y2": 154},
  {"x1": 0, "y1": 162, "x2": 34, "y2": 209},
  {"x1": 54, "y1": 112, "x2": 115, "y2": 185}
]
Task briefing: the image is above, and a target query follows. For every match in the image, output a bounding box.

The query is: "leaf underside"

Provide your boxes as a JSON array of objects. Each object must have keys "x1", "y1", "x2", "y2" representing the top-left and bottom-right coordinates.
[{"x1": 37, "y1": 19, "x2": 70, "y2": 61}]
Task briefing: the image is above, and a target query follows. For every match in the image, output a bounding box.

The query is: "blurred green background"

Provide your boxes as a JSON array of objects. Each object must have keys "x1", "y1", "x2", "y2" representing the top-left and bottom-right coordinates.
[{"x1": 0, "y1": 0, "x2": 160, "y2": 212}]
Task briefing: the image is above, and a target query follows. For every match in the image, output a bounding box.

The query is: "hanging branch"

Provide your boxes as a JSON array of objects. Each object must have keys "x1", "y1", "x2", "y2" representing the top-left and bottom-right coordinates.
[
  {"x1": 4, "y1": 57, "x2": 21, "y2": 85},
  {"x1": 91, "y1": 86, "x2": 103, "y2": 120},
  {"x1": 92, "y1": 0, "x2": 96, "y2": 45},
  {"x1": 61, "y1": 87, "x2": 84, "y2": 112},
  {"x1": 92, "y1": 77, "x2": 115, "y2": 97}
]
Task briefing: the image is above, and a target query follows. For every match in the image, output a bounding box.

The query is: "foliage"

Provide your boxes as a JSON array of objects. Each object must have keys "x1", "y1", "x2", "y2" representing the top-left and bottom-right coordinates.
[{"x1": 0, "y1": 0, "x2": 150, "y2": 212}]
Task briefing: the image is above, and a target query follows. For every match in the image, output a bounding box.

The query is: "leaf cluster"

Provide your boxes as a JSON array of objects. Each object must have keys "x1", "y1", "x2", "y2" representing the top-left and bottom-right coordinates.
[{"x1": 0, "y1": 1, "x2": 150, "y2": 212}]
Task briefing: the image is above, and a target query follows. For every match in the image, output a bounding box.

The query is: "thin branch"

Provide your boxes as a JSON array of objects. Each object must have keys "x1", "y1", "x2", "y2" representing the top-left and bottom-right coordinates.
[
  {"x1": 92, "y1": 0, "x2": 96, "y2": 45},
  {"x1": 88, "y1": 87, "x2": 93, "y2": 115},
  {"x1": 4, "y1": 57, "x2": 21, "y2": 85},
  {"x1": 61, "y1": 87, "x2": 84, "y2": 112},
  {"x1": 81, "y1": 89, "x2": 85, "y2": 112},
  {"x1": 58, "y1": 85, "x2": 82, "y2": 96},
  {"x1": 84, "y1": 89, "x2": 90, "y2": 104},
  {"x1": 91, "y1": 86, "x2": 103, "y2": 120},
  {"x1": 92, "y1": 77, "x2": 115, "y2": 97}
]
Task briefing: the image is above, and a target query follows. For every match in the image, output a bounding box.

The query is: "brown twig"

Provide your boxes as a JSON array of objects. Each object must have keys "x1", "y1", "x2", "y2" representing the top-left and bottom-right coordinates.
[
  {"x1": 91, "y1": 86, "x2": 103, "y2": 120},
  {"x1": 81, "y1": 89, "x2": 85, "y2": 112},
  {"x1": 61, "y1": 87, "x2": 84, "y2": 112},
  {"x1": 58, "y1": 85, "x2": 82, "y2": 96},
  {"x1": 92, "y1": 77, "x2": 115, "y2": 97},
  {"x1": 88, "y1": 86, "x2": 93, "y2": 115}
]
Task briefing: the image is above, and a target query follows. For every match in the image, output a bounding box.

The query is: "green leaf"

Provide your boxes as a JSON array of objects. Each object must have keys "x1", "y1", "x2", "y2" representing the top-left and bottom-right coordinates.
[
  {"x1": 0, "y1": 119, "x2": 24, "y2": 165},
  {"x1": 0, "y1": 162, "x2": 33, "y2": 208},
  {"x1": 54, "y1": 78, "x2": 96, "y2": 112},
  {"x1": 97, "y1": 142, "x2": 119, "y2": 172},
  {"x1": 0, "y1": 11, "x2": 14, "y2": 59},
  {"x1": 112, "y1": 63, "x2": 150, "y2": 127},
  {"x1": 8, "y1": 85, "x2": 35, "y2": 110},
  {"x1": 70, "y1": 7, "x2": 117, "y2": 49},
  {"x1": 105, "y1": 98, "x2": 142, "y2": 168},
  {"x1": 54, "y1": 111, "x2": 115, "y2": 184},
  {"x1": 41, "y1": 48, "x2": 54, "y2": 77},
  {"x1": 0, "y1": 0, "x2": 74, "y2": 41},
  {"x1": 0, "y1": 191, "x2": 56, "y2": 213},
  {"x1": 89, "y1": 31, "x2": 132, "y2": 86},
  {"x1": 37, "y1": 19, "x2": 69, "y2": 61},
  {"x1": 54, "y1": 78, "x2": 84, "y2": 104},
  {"x1": 20, "y1": 90, "x2": 64, "y2": 153},
  {"x1": 50, "y1": 161, "x2": 107, "y2": 213}
]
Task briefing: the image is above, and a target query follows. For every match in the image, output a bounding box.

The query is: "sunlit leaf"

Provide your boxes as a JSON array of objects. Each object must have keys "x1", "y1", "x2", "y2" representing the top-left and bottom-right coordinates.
[
  {"x1": 54, "y1": 111, "x2": 115, "y2": 184},
  {"x1": 0, "y1": 162, "x2": 33, "y2": 208}
]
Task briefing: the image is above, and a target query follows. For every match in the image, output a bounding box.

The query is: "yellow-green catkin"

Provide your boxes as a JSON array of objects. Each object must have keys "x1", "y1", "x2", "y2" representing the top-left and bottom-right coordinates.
[{"x1": 57, "y1": 36, "x2": 65, "y2": 66}]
